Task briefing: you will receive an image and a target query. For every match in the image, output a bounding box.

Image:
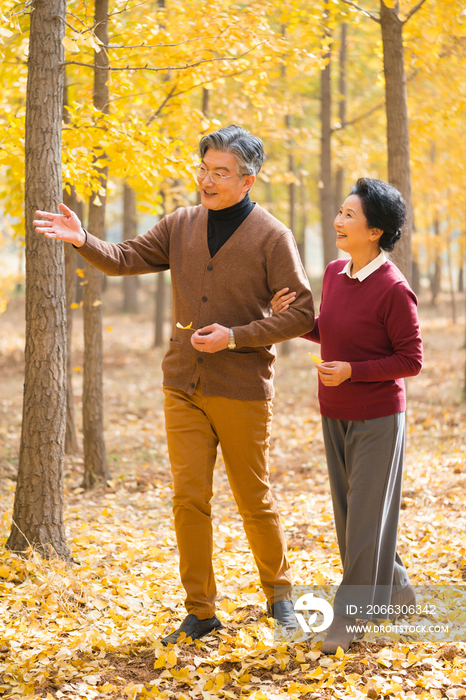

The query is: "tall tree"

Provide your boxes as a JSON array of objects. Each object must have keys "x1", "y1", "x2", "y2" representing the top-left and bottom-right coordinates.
[
  {"x1": 122, "y1": 184, "x2": 139, "y2": 313},
  {"x1": 342, "y1": 0, "x2": 428, "y2": 283},
  {"x1": 63, "y1": 189, "x2": 79, "y2": 455},
  {"x1": 320, "y1": 10, "x2": 335, "y2": 268},
  {"x1": 63, "y1": 74, "x2": 79, "y2": 455},
  {"x1": 7, "y1": 0, "x2": 70, "y2": 557},
  {"x1": 334, "y1": 22, "x2": 347, "y2": 212},
  {"x1": 82, "y1": 0, "x2": 110, "y2": 489}
]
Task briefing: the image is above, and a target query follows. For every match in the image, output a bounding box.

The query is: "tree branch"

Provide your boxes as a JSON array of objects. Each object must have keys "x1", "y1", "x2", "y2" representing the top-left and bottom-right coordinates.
[
  {"x1": 402, "y1": 0, "x2": 428, "y2": 24},
  {"x1": 340, "y1": 0, "x2": 380, "y2": 23},
  {"x1": 104, "y1": 36, "x2": 222, "y2": 50},
  {"x1": 146, "y1": 84, "x2": 178, "y2": 124},
  {"x1": 331, "y1": 100, "x2": 384, "y2": 132},
  {"x1": 60, "y1": 42, "x2": 266, "y2": 72}
]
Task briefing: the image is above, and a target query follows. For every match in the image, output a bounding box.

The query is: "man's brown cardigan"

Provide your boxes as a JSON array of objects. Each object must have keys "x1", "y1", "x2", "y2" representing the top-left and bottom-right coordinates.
[{"x1": 77, "y1": 203, "x2": 314, "y2": 400}]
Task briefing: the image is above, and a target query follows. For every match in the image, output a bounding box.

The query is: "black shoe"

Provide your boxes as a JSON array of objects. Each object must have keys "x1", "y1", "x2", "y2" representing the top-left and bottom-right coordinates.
[
  {"x1": 161, "y1": 613, "x2": 222, "y2": 646},
  {"x1": 267, "y1": 600, "x2": 300, "y2": 630}
]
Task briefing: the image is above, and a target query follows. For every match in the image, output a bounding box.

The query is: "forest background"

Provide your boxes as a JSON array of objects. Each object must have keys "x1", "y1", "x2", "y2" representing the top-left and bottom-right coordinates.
[{"x1": 1, "y1": 1, "x2": 466, "y2": 699}]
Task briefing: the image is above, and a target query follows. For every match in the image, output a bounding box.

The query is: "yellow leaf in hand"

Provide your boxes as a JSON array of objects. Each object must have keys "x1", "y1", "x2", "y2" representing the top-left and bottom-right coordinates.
[
  {"x1": 309, "y1": 353, "x2": 323, "y2": 364},
  {"x1": 176, "y1": 322, "x2": 193, "y2": 329}
]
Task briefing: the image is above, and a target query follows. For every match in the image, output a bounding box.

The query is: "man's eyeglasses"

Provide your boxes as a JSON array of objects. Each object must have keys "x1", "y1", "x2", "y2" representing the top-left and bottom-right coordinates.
[{"x1": 195, "y1": 164, "x2": 247, "y2": 185}]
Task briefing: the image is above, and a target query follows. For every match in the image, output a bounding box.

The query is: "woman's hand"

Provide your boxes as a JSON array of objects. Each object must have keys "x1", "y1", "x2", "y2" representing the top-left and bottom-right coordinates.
[
  {"x1": 316, "y1": 361, "x2": 352, "y2": 386},
  {"x1": 34, "y1": 203, "x2": 86, "y2": 247},
  {"x1": 270, "y1": 287, "x2": 296, "y2": 314}
]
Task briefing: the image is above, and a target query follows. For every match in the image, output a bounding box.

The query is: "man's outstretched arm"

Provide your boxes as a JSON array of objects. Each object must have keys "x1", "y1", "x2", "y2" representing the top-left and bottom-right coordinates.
[{"x1": 35, "y1": 204, "x2": 171, "y2": 276}]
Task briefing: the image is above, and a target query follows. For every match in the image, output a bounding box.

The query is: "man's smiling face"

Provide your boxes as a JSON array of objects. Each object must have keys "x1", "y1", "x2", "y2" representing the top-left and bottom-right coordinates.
[{"x1": 198, "y1": 149, "x2": 256, "y2": 211}]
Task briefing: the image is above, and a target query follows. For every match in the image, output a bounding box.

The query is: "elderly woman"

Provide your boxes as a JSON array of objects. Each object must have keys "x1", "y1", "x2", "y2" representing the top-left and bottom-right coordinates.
[{"x1": 272, "y1": 178, "x2": 423, "y2": 653}]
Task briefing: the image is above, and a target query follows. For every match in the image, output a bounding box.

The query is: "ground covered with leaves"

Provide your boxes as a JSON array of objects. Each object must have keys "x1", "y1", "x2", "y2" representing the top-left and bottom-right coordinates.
[{"x1": 1, "y1": 284, "x2": 466, "y2": 700}]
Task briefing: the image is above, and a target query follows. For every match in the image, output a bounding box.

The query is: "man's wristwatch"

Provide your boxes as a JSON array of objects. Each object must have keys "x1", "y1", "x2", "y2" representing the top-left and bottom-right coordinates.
[{"x1": 227, "y1": 328, "x2": 236, "y2": 350}]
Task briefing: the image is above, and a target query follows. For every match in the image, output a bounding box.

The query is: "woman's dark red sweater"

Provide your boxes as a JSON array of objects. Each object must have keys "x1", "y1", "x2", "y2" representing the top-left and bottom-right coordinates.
[{"x1": 303, "y1": 258, "x2": 423, "y2": 420}]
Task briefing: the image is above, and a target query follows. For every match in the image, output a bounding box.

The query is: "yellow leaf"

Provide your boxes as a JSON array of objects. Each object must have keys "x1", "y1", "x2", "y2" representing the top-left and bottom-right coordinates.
[
  {"x1": 0, "y1": 27, "x2": 13, "y2": 38},
  {"x1": 92, "y1": 300, "x2": 102, "y2": 307},
  {"x1": 308, "y1": 666, "x2": 323, "y2": 677},
  {"x1": 72, "y1": 366, "x2": 82, "y2": 372},
  {"x1": 0, "y1": 564, "x2": 11, "y2": 578},
  {"x1": 166, "y1": 649, "x2": 177, "y2": 667},
  {"x1": 106, "y1": 326, "x2": 113, "y2": 331},
  {"x1": 314, "y1": 571, "x2": 325, "y2": 585},
  {"x1": 62, "y1": 36, "x2": 79, "y2": 52},
  {"x1": 334, "y1": 646, "x2": 345, "y2": 659},
  {"x1": 309, "y1": 353, "x2": 323, "y2": 364},
  {"x1": 220, "y1": 598, "x2": 237, "y2": 613},
  {"x1": 76, "y1": 268, "x2": 85, "y2": 278},
  {"x1": 70, "y1": 302, "x2": 79, "y2": 309},
  {"x1": 176, "y1": 321, "x2": 193, "y2": 329},
  {"x1": 153, "y1": 654, "x2": 166, "y2": 669},
  {"x1": 93, "y1": 195, "x2": 103, "y2": 206}
]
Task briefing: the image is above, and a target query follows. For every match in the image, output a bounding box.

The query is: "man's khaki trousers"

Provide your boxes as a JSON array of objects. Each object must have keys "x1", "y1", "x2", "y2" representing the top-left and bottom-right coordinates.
[{"x1": 163, "y1": 383, "x2": 292, "y2": 619}]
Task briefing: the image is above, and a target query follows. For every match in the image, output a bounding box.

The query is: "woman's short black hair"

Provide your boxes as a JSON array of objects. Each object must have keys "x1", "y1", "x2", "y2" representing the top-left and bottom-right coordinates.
[{"x1": 350, "y1": 178, "x2": 406, "y2": 252}]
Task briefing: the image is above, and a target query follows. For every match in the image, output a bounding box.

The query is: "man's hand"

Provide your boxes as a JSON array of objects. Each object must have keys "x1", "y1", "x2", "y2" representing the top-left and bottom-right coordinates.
[
  {"x1": 191, "y1": 324, "x2": 229, "y2": 353},
  {"x1": 316, "y1": 361, "x2": 352, "y2": 386},
  {"x1": 33, "y1": 203, "x2": 86, "y2": 247}
]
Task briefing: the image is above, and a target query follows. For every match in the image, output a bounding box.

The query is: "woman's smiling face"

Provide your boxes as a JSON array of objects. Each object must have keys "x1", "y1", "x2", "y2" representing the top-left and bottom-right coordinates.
[{"x1": 334, "y1": 194, "x2": 382, "y2": 256}]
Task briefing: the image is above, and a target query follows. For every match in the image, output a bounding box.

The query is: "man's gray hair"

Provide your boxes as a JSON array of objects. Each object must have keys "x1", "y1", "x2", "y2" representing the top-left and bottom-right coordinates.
[{"x1": 199, "y1": 124, "x2": 265, "y2": 176}]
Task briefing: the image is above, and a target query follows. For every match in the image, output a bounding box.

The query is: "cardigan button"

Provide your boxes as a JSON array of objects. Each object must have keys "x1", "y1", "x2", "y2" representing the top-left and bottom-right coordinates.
[
  {"x1": 207, "y1": 264, "x2": 213, "y2": 271},
  {"x1": 197, "y1": 357, "x2": 203, "y2": 363},
  {"x1": 190, "y1": 382, "x2": 195, "y2": 388},
  {"x1": 202, "y1": 296, "x2": 208, "y2": 302}
]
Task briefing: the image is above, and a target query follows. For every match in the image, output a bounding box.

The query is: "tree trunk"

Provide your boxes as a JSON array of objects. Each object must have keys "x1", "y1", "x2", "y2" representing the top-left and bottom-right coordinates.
[
  {"x1": 7, "y1": 0, "x2": 70, "y2": 558},
  {"x1": 63, "y1": 190, "x2": 79, "y2": 455},
  {"x1": 298, "y1": 175, "x2": 307, "y2": 269},
  {"x1": 447, "y1": 235, "x2": 457, "y2": 325},
  {"x1": 320, "y1": 39, "x2": 335, "y2": 268},
  {"x1": 265, "y1": 181, "x2": 275, "y2": 218},
  {"x1": 202, "y1": 88, "x2": 210, "y2": 117},
  {"x1": 380, "y1": 0, "x2": 413, "y2": 283},
  {"x1": 154, "y1": 271, "x2": 166, "y2": 347},
  {"x1": 122, "y1": 184, "x2": 139, "y2": 313},
  {"x1": 82, "y1": 0, "x2": 110, "y2": 489},
  {"x1": 411, "y1": 259, "x2": 420, "y2": 296},
  {"x1": 62, "y1": 72, "x2": 79, "y2": 455},
  {"x1": 430, "y1": 216, "x2": 441, "y2": 305},
  {"x1": 281, "y1": 114, "x2": 296, "y2": 357},
  {"x1": 334, "y1": 22, "x2": 347, "y2": 211}
]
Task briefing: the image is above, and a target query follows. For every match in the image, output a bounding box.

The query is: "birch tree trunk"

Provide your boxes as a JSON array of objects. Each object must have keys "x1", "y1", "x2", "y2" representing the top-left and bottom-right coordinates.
[
  {"x1": 7, "y1": 0, "x2": 70, "y2": 557},
  {"x1": 82, "y1": 0, "x2": 110, "y2": 489}
]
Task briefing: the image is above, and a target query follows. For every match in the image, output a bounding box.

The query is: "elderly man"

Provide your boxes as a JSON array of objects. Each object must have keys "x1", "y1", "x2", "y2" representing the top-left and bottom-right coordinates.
[{"x1": 35, "y1": 124, "x2": 314, "y2": 644}]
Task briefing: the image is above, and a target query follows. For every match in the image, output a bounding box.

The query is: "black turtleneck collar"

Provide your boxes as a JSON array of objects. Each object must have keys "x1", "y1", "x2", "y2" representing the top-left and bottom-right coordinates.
[{"x1": 207, "y1": 194, "x2": 255, "y2": 258}]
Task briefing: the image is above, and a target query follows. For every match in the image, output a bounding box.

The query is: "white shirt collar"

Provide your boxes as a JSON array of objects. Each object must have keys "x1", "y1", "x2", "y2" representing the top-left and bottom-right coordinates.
[{"x1": 338, "y1": 251, "x2": 388, "y2": 282}]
